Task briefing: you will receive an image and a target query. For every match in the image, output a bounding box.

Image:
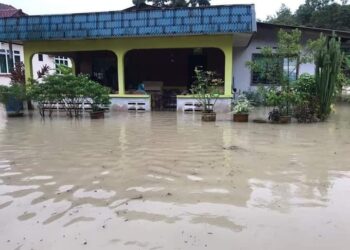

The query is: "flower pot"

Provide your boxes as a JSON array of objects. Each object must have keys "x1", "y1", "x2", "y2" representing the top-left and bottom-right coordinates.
[
  {"x1": 201, "y1": 111, "x2": 216, "y2": 122},
  {"x1": 279, "y1": 115, "x2": 291, "y2": 124},
  {"x1": 233, "y1": 113, "x2": 249, "y2": 122},
  {"x1": 90, "y1": 110, "x2": 105, "y2": 119},
  {"x1": 5, "y1": 98, "x2": 24, "y2": 117}
]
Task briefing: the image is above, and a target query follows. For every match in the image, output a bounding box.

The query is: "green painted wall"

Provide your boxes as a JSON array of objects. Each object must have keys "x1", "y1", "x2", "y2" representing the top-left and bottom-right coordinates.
[{"x1": 24, "y1": 35, "x2": 234, "y2": 97}]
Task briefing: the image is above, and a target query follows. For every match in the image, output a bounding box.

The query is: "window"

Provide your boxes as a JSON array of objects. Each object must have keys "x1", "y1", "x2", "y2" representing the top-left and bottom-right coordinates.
[
  {"x1": 0, "y1": 50, "x2": 21, "y2": 74},
  {"x1": 251, "y1": 54, "x2": 298, "y2": 85},
  {"x1": 55, "y1": 56, "x2": 69, "y2": 67},
  {"x1": 55, "y1": 56, "x2": 69, "y2": 73},
  {"x1": 38, "y1": 54, "x2": 43, "y2": 62},
  {"x1": 283, "y1": 58, "x2": 297, "y2": 82}
]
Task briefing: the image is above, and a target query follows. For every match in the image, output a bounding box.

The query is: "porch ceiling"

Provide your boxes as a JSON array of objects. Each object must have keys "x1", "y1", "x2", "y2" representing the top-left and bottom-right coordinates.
[{"x1": 0, "y1": 5, "x2": 256, "y2": 42}]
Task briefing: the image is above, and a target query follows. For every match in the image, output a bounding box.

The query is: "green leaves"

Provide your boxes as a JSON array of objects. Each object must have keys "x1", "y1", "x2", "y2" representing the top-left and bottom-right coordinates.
[
  {"x1": 190, "y1": 68, "x2": 223, "y2": 112},
  {"x1": 0, "y1": 84, "x2": 27, "y2": 104},
  {"x1": 232, "y1": 95, "x2": 253, "y2": 114},
  {"x1": 28, "y1": 71, "x2": 111, "y2": 117}
]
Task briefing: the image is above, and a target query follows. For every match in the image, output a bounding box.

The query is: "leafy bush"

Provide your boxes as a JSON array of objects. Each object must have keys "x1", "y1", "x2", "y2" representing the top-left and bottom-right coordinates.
[
  {"x1": 291, "y1": 74, "x2": 320, "y2": 123},
  {"x1": 243, "y1": 87, "x2": 267, "y2": 106},
  {"x1": 232, "y1": 95, "x2": 253, "y2": 114},
  {"x1": 29, "y1": 68, "x2": 111, "y2": 118}
]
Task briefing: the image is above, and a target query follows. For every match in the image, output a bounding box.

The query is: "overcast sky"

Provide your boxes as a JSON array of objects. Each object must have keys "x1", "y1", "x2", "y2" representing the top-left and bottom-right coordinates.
[{"x1": 2, "y1": 0, "x2": 307, "y2": 20}]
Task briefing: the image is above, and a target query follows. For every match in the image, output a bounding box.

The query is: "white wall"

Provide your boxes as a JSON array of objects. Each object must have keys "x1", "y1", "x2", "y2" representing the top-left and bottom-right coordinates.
[
  {"x1": 0, "y1": 42, "x2": 73, "y2": 86},
  {"x1": 0, "y1": 42, "x2": 24, "y2": 86},
  {"x1": 32, "y1": 54, "x2": 56, "y2": 79},
  {"x1": 233, "y1": 26, "x2": 319, "y2": 93},
  {"x1": 32, "y1": 54, "x2": 72, "y2": 79}
]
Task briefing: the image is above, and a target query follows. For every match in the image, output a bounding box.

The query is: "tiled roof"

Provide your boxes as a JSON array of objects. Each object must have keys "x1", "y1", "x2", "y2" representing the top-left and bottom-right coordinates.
[
  {"x1": 0, "y1": 3, "x2": 16, "y2": 10},
  {"x1": 0, "y1": 5, "x2": 256, "y2": 41},
  {"x1": 0, "y1": 3, "x2": 26, "y2": 18}
]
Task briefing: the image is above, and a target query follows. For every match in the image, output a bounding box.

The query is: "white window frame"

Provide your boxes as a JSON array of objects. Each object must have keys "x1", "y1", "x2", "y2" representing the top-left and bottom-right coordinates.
[{"x1": 0, "y1": 49, "x2": 21, "y2": 74}]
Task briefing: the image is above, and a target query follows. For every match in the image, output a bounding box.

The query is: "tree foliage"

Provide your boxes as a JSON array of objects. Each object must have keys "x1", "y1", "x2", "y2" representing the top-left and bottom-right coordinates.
[
  {"x1": 266, "y1": 0, "x2": 350, "y2": 30},
  {"x1": 133, "y1": 0, "x2": 211, "y2": 7}
]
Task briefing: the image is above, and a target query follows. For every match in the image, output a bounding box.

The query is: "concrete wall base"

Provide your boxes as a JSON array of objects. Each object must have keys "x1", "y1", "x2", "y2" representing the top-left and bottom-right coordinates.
[
  {"x1": 110, "y1": 97, "x2": 151, "y2": 112},
  {"x1": 177, "y1": 97, "x2": 232, "y2": 113}
]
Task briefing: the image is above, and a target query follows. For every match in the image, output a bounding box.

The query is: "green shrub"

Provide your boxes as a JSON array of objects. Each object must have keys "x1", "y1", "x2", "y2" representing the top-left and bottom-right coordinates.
[
  {"x1": 29, "y1": 69, "x2": 111, "y2": 118},
  {"x1": 292, "y1": 74, "x2": 319, "y2": 123}
]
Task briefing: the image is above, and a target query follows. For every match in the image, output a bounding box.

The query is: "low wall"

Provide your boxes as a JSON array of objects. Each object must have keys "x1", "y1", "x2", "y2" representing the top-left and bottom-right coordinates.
[
  {"x1": 177, "y1": 97, "x2": 232, "y2": 113},
  {"x1": 110, "y1": 96, "x2": 151, "y2": 111}
]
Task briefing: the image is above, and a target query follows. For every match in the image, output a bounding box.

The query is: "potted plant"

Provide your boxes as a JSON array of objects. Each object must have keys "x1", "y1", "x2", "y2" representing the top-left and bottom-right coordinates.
[
  {"x1": 0, "y1": 84, "x2": 26, "y2": 117},
  {"x1": 190, "y1": 68, "x2": 224, "y2": 122},
  {"x1": 266, "y1": 88, "x2": 295, "y2": 124},
  {"x1": 81, "y1": 75, "x2": 111, "y2": 119},
  {"x1": 0, "y1": 62, "x2": 27, "y2": 117},
  {"x1": 232, "y1": 95, "x2": 253, "y2": 122}
]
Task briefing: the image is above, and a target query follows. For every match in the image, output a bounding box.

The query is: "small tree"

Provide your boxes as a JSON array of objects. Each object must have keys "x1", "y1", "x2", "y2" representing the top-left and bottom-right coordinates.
[
  {"x1": 190, "y1": 67, "x2": 223, "y2": 112},
  {"x1": 246, "y1": 29, "x2": 305, "y2": 117}
]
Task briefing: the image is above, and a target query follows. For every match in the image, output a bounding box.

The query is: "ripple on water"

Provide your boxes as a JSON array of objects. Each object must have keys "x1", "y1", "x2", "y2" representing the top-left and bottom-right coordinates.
[
  {"x1": 0, "y1": 172, "x2": 21, "y2": 177},
  {"x1": 22, "y1": 176, "x2": 53, "y2": 181},
  {"x1": 126, "y1": 187, "x2": 165, "y2": 193},
  {"x1": 73, "y1": 188, "x2": 116, "y2": 199}
]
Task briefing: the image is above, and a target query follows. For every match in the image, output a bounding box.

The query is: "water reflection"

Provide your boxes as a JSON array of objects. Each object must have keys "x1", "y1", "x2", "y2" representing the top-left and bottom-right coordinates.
[{"x1": 0, "y1": 105, "x2": 350, "y2": 249}]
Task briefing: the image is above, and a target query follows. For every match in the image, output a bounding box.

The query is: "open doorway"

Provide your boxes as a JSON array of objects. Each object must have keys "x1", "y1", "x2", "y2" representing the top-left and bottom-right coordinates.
[{"x1": 124, "y1": 48, "x2": 224, "y2": 111}]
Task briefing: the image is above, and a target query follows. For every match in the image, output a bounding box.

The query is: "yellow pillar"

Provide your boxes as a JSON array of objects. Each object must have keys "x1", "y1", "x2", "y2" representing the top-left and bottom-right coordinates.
[
  {"x1": 116, "y1": 50, "x2": 125, "y2": 95},
  {"x1": 223, "y1": 46, "x2": 233, "y2": 97},
  {"x1": 70, "y1": 57, "x2": 76, "y2": 75},
  {"x1": 23, "y1": 46, "x2": 33, "y2": 84}
]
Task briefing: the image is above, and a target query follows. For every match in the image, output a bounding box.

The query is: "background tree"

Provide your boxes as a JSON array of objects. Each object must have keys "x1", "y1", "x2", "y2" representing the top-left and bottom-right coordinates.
[
  {"x1": 146, "y1": 0, "x2": 170, "y2": 7},
  {"x1": 133, "y1": 0, "x2": 146, "y2": 8},
  {"x1": 188, "y1": 0, "x2": 211, "y2": 7},
  {"x1": 266, "y1": 4, "x2": 298, "y2": 25},
  {"x1": 143, "y1": 0, "x2": 211, "y2": 7},
  {"x1": 266, "y1": 0, "x2": 350, "y2": 30},
  {"x1": 171, "y1": 0, "x2": 187, "y2": 7}
]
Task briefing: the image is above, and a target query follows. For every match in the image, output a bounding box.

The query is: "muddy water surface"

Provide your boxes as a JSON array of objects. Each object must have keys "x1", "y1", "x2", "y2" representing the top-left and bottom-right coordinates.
[{"x1": 0, "y1": 106, "x2": 350, "y2": 250}]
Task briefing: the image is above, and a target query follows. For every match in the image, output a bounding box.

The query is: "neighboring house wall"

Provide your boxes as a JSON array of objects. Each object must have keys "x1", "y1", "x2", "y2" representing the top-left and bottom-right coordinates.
[
  {"x1": 0, "y1": 42, "x2": 23, "y2": 86},
  {"x1": 233, "y1": 26, "x2": 319, "y2": 92},
  {"x1": 0, "y1": 45, "x2": 73, "y2": 86},
  {"x1": 32, "y1": 54, "x2": 72, "y2": 79}
]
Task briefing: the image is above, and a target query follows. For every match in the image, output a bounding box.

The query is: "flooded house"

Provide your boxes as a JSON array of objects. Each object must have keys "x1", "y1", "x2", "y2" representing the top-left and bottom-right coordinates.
[{"x1": 0, "y1": 4, "x2": 349, "y2": 112}]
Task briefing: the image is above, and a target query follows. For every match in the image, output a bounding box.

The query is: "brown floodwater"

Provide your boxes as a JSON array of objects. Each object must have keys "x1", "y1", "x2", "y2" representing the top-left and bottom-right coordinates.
[{"x1": 0, "y1": 105, "x2": 350, "y2": 250}]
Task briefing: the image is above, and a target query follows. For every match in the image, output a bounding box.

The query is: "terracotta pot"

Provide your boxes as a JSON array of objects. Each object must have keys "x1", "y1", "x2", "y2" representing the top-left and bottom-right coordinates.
[
  {"x1": 201, "y1": 111, "x2": 216, "y2": 122},
  {"x1": 279, "y1": 115, "x2": 291, "y2": 124},
  {"x1": 233, "y1": 113, "x2": 249, "y2": 122},
  {"x1": 90, "y1": 111, "x2": 105, "y2": 119}
]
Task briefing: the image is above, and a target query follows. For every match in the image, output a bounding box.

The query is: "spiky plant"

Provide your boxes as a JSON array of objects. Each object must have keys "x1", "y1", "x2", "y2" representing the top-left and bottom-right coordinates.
[{"x1": 314, "y1": 34, "x2": 344, "y2": 120}]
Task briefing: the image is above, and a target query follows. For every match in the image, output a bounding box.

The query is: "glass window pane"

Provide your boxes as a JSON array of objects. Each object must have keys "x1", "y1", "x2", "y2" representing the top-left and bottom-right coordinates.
[
  {"x1": 0, "y1": 54, "x2": 7, "y2": 73},
  {"x1": 14, "y1": 55, "x2": 21, "y2": 64}
]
